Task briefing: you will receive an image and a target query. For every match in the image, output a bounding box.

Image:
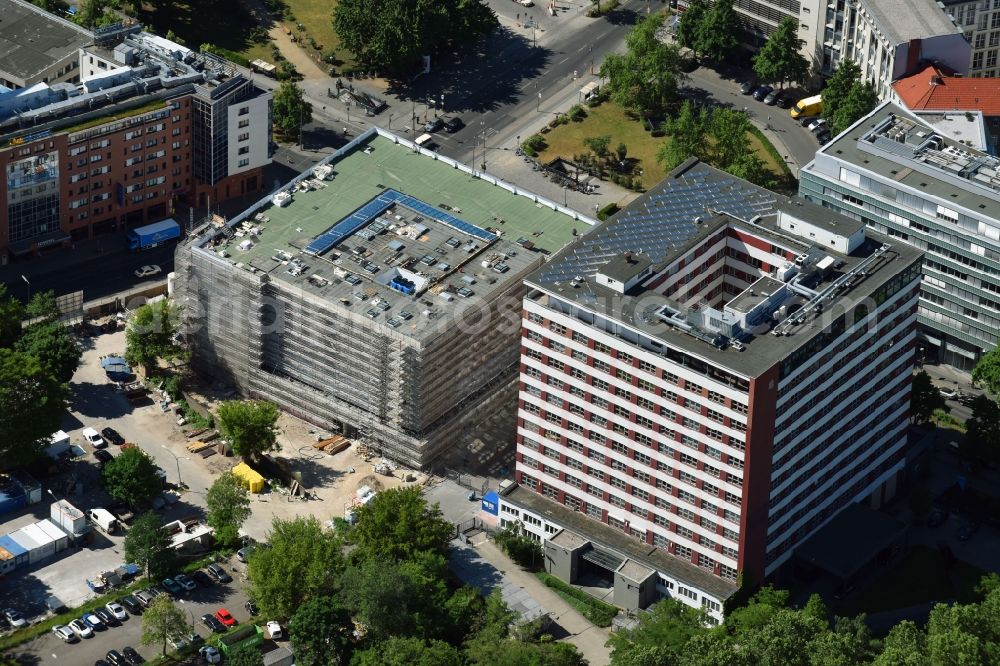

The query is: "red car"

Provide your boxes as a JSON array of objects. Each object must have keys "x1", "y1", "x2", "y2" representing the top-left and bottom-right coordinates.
[{"x1": 214, "y1": 608, "x2": 237, "y2": 627}]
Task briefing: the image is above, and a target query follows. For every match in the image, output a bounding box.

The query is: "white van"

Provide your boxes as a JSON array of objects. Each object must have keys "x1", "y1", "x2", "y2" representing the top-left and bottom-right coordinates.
[{"x1": 415, "y1": 133, "x2": 434, "y2": 148}]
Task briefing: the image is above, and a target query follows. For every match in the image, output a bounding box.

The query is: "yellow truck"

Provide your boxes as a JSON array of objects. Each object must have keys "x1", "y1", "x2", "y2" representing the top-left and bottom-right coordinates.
[{"x1": 791, "y1": 94, "x2": 822, "y2": 119}]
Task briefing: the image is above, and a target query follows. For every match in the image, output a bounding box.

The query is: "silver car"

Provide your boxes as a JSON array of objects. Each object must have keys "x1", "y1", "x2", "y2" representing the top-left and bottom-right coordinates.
[
  {"x1": 52, "y1": 624, "x2": 79, "y2": 643},
  {"x1": 68, "y1": 618, "x2": 93, "y2": 639}
]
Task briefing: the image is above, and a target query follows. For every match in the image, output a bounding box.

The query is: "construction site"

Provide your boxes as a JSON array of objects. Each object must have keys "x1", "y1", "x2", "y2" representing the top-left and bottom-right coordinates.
[{"x1": 176, "y1": 129, "x2": 592, "y2": 469}]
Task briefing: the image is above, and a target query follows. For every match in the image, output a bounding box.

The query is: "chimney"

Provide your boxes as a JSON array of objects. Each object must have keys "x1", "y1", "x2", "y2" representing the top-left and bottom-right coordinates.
[{"x1": 930, "y1": 75, "x2": 942, "y2": 86}]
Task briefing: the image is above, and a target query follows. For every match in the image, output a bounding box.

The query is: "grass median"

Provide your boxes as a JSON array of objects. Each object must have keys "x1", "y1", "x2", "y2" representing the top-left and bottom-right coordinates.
[{"x1": 535, "y1": 572, "x2": 618, "y2": 627}]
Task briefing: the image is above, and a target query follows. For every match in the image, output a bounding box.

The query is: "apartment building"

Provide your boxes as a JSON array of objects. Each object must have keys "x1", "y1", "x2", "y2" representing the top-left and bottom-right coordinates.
[
  {"x1": 0, "y1": 23, "x2": 271, "y2": 258},
  {"x1": 800, "y1": 102, "x2": 1000, "y2": 368},
  {"x1": 0, "y1": 0, "x2": 90, "y2": 90},
  {"x1": 176, "y1": 129, "x2": 591, "y2": 470},
  {"x1": 500, "y1": 159, "x2": 922, "y2": 621},
  {"x1": 941, "y1": 0, "x2": 1000, "y2": 77}
]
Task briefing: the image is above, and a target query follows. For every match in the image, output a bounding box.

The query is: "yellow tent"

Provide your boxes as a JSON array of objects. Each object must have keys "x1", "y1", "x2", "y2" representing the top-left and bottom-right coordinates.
[{"x1": 232, "y1": 462, "x2": 265, "y2": 494}]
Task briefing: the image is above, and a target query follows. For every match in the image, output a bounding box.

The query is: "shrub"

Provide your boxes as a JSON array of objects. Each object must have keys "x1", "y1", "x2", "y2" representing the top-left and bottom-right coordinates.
[
  {"x1": 536, "y1": 572, "x2": 618, "y2": 626},
  {"x1": 494, "y1": 526, "x2": 543, "y2": 570},
  {"x1": 568, "y1": 105, "x2": 587, "y2": 122},
  {"x1": 597, "y1": 202, "x2": 620, "y2": 221}
]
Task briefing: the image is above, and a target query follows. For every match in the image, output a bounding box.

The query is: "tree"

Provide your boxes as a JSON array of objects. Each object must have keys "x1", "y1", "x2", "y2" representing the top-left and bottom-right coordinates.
[
  {"x1": 14, "y1": 321, "x2": 81, "y2": 384},
  {"x1": 493, "y1": 524, "x2": 543, "y2": 569},
  {"x1": 353, "y1": 637, "x2": 462, "y2": 666},
  {"x1": 30, "y1": 0, "x2": 70, "y2": 13},
  {"x1": 0, "y1": 284, "x2": 23, "y2": 349},
  {"x1": 753, "y1": 18, "x2": 810, "y2": 88},
  {"x1": 616, "y1": 142, "x2": 628, "y2": 162},
  {"x1": 821, "y1": 59, "x2": 862, "y2": 126},
  {"x1": 289, "y1": 596, "x2": 354, "y2": 666},
  {"x1": 709, "y1": 107, "x2": 753, "y2": 169},
  {"x1": 600, "y1": 13, "x2": 687, "y2": 117},
  {"x1": 352, "y1": 486, "x2": 453, "y2": 561},
  {"x1": 216, "y1": 399, "x2": 280, "y2": 460},
  {"x1": 726, "y1": 150, "x2": 768, "y2": 187},
  {"x1": 124, "y1": 300, "x2": 183, "y2": 374},
  {"x1": 25, "y1": 290, "x2": 60, "y2": 321},
  {"x1": 972, "y1": 347, "x2": 1000, "y2": 395},
  {"x1": 124, "y1": 512, "x2": 175, "y2": 580},
  {"x1": 165, "y1": 29, "x2": 185, "y2": 46},
  {"x1": 872, "y1": 620, "x2": 928, "y2": 666},
  {"x1": 141, "y1": 595, "x2": 188, "y2": 655},
  {"x1": 227, "y1": 645, "x2": 265, "y2": 666},
  {"x1": 965, "y1": 395, "x2": 1000, "y2": 461},
  {"x1": 247, "y1": 516, "x2": 344, "y2": 620},
  {"x1": 608, "y1": 598, "x2": 709, "y2": 664},
  {"x1": 74, "y1": 0, "x2": 118, "y2": 27},
  {"x1": 696, "y1": 0, "x2": 740, "y2": 63},
  {"x1": 341, "y1": 553, "x2": 453, "y2": 642},
  {"x1": 675, "y1": 0, "x2": 707, "y2": 56},
  {"x1": 103, "y1": 446, "x2": 163, "y2": 508},
  {"x1": 334, "y1": 0, "x2": 497, "y2": 74},
  {"x1": 205, "y1": 471, "x2": 252, "y2": 546},
  {"x1": 658, "y1": 101, "x2": 709, "y2": 171},
  {"x1": 831, "y1": 81, "x2": 877, "y2": 134},
  {"x1": 910, "y1": 371, "x2": 947, "y2": 425},
  {"x1": 272, "y1": 81, "x2": 312, "y2": 139},
  {"x1": 0, "y1": 349, "x2": 67, "y2": 468},
  {"x1": 584, "y1": 135, "x2": 612, "y2": 160}
]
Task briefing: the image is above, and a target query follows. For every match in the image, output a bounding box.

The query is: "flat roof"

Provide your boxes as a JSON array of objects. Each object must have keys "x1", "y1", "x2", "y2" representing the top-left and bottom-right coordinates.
[
  {"x1": 862, "y1": 0, "x2": 961, "y2": 44},
  {"x1": 195, "y1": 132, "x2": 586, "y2": 342},
  {"x1": 527, "y1": 160, "x2": 924, "y2": 378},
  {"x1": 0, "y1": 0, "x2": 92, "y2": 81},
  {"x1": 794, "y1": 503, "x2": 906, "y2": 579},
  {"x1": 503, "y1": 484, "x2": 737, "y2": 599},
  {"x1": 811, "y1": 102, "x2": 1000, "y2": 220}
]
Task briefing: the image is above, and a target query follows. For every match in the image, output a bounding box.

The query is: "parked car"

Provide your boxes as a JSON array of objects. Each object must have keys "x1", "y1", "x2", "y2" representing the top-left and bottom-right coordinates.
[
  {"x1": 957, "y1": 522, "x2": 980, "y2": 541},
  {"x1": 186, "y1": 632, "x2": 204, "y2": 646},
  {"x1": 752, "y1": 85, "x2": 774, "y2": 101},
  {"x1": 266, "y1": 620, "x2": 282, "y2": 639},
  {"x1": 122, "y1": 646, "x2": 144, "y2": 665},
  {"x1": 161, "y1": 578, "x2": 182, "y2": 596},
  {"x1": 106, "y1": 650, "x2": 128, "y2": 666},
  {"x1": 423, "y1": 117, "x2": 444, "y2": 133},
  {"x1": 174, "y1": 574, "x2": 196, "y2": 591},
  {"x1": 148, "y1": 585, "x2": 167, "y2": 598},
  {"x1": 94, "y1": 449, "x2": 114, "y2": 465},
  {"x1": 106, "y1": 602, "x2": 128, "y2": 621},
  {"x1": 94, "y1": 607, "x2": 119, "y2": 626},
  {"x1": 939, "y1": 387, "x2": 958, "y2": 399},
  {"x1": 776, "y1": 91, "x2": 794, "y2": 109},
  {"x1": 134, "y1": 590, "x2": 155, "y2": 608},
  {"x1": 444, "y1": 117, "x2": 464, "y2": 133},
  {"x1": 82, "y1": 427, "x2": 106, "y2": 448},
  {"x1": 764, "y1": 89, "x2": 781, "y2": 105},
  {"x1": 168, "y1": 634, "x2": 187, "y2": 651},
  {"x1": 134, "y1": 265, "x2": 162, "y2": 279},
  {"x1": 800, "y1": 114, "x2": 818, "y2": 127},
  {"x1": 199, "y1": 646, "x2": 222, "y2": 664},
  {"x1": 69, "y1": 618, "x2": 93, "y2": 639},
  {"x1": 101, "y1": 427, "x2": 125, "y2": 446},
  {"x1": 808, "y1": 118, "x2": 828, "y2": 132},
  {"x1": 236, "y1": 546, "x2": 254, "y2": 563},
  {"x1": 245, "y1": 600, "x2": 259, "y2": 616},
  {"x1": 3, "y1": 609, "x2": 26, "y2": 629},
  {"x1": 83, "y1": 612, "x2": 106, "y2": 631},
  {"x1": 192, "y1": 571, "x2": 214, "y2": 587},
  {"x1": 52, "y1": 624, "x2": 79, "y2": 643},
  {"x1": 215, "y1": 608, "x2": 237, "y2": 627},
  {"x1": 119, "y1": 596, "x2": 143, "y2": 615},
  {"x1": 739, "y1": 80, "x2": 756, "y2": 95},
  {"x1": 200, "y1": 614, "x2": 227, "y2": 633},
  {"x1": 816, "y1": 130, "x2": 832, "y2": 145},
  {"x1": 206, "y1": 563, "x2": 232, "y2": 583}
]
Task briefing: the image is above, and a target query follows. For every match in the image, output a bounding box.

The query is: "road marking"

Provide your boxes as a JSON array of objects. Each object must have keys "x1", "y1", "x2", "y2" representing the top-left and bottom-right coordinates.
[{"x1": 557, "y1": 57, "x2": 568, "y2": 64}]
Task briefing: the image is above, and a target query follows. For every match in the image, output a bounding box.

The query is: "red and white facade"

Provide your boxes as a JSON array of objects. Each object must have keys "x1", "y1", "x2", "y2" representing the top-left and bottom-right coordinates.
[{"x1": 502, "y1": 204, "x2": 923, "y2": 616}]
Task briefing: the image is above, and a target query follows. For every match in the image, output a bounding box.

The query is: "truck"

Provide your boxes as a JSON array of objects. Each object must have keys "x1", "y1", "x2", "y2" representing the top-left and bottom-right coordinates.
[
  {"x1": 790, "y1": 94, "x2": 822, "y2": 119},
  {"x1": 88, "y1": 508, "x2": 119, "y2": 534},
  {"x1": 127, "y1": 218, "x2": 181, "y2": 251},
  {"x1": 46, "y1": 431, "x2": 71, "y2": 460}
]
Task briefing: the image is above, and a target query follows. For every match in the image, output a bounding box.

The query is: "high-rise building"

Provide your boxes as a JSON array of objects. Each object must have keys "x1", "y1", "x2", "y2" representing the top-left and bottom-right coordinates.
[
  {"x1": 175, "y1": 129, "x2": 592, "y2": 470},
  {"x1": 499, "y1": 160, "x2": 922, "y2": 621},
  {"x1": 0, "y1": 22, "x2": 271, "y2": 258},
  {"x1": 800, "y1": 102, "x2": 1000, "y2": 368}
]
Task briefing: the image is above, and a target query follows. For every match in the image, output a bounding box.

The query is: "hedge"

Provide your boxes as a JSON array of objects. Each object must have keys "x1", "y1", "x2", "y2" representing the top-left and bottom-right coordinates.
[
  {"x1": 536, "y1": 572, "x2": 618, "y2": 627},
  {"x1": 597, "y1": 202, "x2": 620, "y2": 221}
]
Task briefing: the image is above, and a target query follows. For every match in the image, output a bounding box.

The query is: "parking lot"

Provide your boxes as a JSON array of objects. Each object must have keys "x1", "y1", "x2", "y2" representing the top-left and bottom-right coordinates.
[{"x1": 8, "y1": 556, "x2": 254, "y2": 665}]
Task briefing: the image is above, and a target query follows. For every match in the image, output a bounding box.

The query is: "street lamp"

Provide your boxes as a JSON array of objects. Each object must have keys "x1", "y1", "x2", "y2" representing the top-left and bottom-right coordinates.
[
  {"x1": 21, "y1": 274, "x2": 30, "y2": 301},
  {"x1": 160, "y1": 445, "x2": 187, "y2": 489},
  {"x1": 563, "y1": 186, "x2": 568, "y2": 206},
  {"x1": 537, "y1": 92, "x2": 541, "y2": 112}
]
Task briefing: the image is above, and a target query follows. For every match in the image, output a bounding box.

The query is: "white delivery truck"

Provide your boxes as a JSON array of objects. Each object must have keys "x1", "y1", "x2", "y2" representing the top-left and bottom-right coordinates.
[{"x1": 88, "y1": 508, "x2": 119, "y2": 535}]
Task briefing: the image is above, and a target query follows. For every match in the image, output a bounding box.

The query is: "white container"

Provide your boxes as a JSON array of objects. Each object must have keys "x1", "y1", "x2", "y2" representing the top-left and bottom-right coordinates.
[
  {"x1": 37, "y1": 519, "x2": 69, "y2": 552},
  {"x1": 50, "y1": 500, "x2": 87, "y2": 536}
]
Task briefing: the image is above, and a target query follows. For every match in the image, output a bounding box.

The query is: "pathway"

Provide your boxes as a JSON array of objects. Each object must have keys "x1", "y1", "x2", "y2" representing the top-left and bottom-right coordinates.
[{"x1": 462, "y1": 536, "x2": 614, "y2": 665}]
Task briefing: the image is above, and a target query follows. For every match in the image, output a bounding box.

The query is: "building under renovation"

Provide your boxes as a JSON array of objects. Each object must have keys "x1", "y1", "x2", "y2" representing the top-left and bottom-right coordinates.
[{"x1": 176, "y1": 129, "x2": 592, "y2": 468}]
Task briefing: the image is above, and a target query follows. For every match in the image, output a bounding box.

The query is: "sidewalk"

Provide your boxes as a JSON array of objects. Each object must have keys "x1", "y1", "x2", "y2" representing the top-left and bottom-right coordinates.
[{"x1": 459, "y1": 536, "x2": 613, "y2": 665}]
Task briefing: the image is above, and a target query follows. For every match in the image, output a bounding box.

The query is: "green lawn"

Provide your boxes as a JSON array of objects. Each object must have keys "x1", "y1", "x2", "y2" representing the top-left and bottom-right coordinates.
[
  {"x1": 835, "y1": 545, "x2": 986, "y2": 616},
  {"x1": 535, "y1": 102, "x2": 786, "y2": 190},
  {"x1": 282, "y1": 0, "x2": 351, "y2": 66},
  {"x1": 144, "y1": 0, "x2": 261, "y2": 55}
]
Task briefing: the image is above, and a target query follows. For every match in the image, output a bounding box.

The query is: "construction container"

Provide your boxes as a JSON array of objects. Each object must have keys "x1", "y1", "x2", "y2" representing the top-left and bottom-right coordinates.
[
  {"x1": 0, "y1": 535, "x2": 28, "y2": 567},
  {"x1": 50, "y1": 499, "x2": 87, "y2": 536},
  {"x1": 0, "y1": 546, "x2": 15, "y2": 574},
  {"x1": 37, "y1": 519, "x2": 69, "y2": 552},
  {"x1": 232, "y1": 463, "x2": 265, "y2": 493}
]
